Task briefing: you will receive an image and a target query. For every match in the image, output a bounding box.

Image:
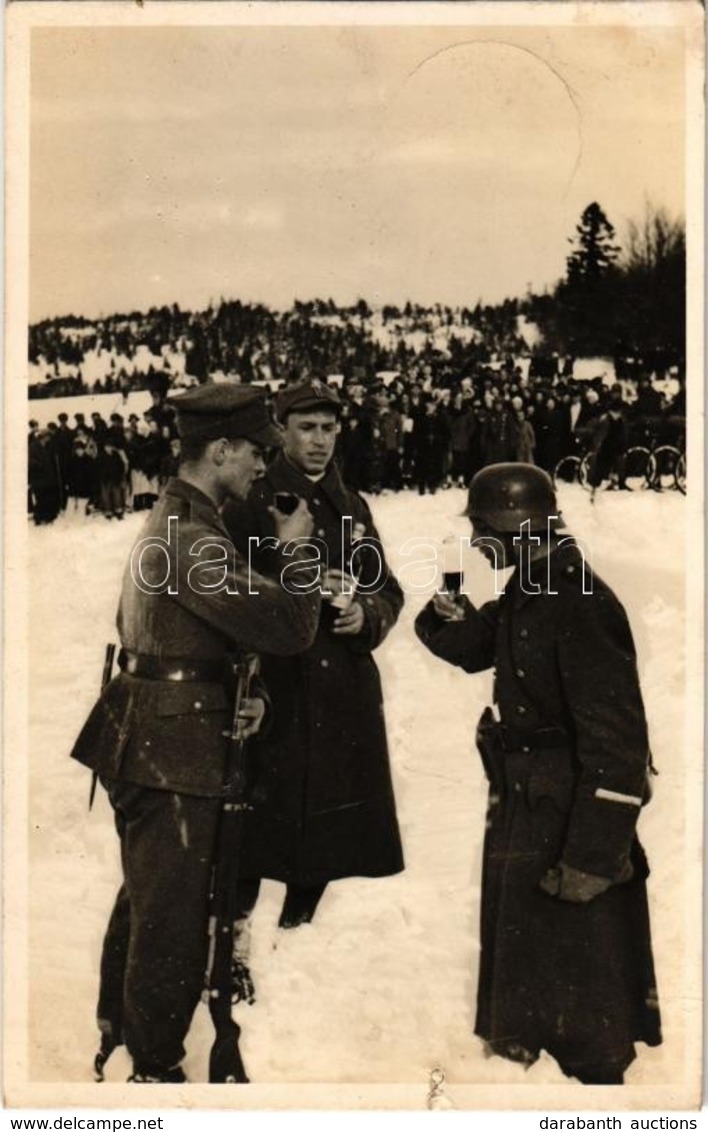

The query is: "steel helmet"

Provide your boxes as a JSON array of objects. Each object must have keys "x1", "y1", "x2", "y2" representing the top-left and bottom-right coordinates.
[{"x1": 463, "y1": 463, "x2": 565, "y2": 533}]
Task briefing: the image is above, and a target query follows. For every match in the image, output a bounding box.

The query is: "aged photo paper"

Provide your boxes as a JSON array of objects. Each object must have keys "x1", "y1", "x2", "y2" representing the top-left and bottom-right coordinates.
[{"x1": 4, "y1": 0, "x2": 704, "y2": 1115}]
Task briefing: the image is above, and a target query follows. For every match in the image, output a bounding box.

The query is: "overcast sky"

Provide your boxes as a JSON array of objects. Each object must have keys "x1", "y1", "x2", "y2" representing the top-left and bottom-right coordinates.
[{"x1": 30, "y1": 22, "x2": 685, "y2": 322}]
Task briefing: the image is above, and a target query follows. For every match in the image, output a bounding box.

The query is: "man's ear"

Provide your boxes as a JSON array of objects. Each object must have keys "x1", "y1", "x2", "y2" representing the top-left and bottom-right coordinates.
[{"x1": 211, "y1": 438, "x2": 230, "y2": 466}]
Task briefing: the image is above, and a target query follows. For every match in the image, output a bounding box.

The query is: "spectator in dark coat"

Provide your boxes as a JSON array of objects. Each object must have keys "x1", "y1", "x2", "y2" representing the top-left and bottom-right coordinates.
[
  {"x1": 535, "y1": 398, "x2": 566, "y2": 472},
  {"x1": 96, "y1": 440, "x2": 129, "y2": 519},
  {"x1": 68, "y1": 431, "x2": 98, "y2": 512},
  {"x1": 586, "y1": 397, "x2": 631, "y2": 497},
  {"x1": 28, "y1": 430, "x2": 63, "y2": 525},
  {"x1": 512, "y1": 409, "x2": 536, "y2": 464},
  {"x1": 482, "y1": 401, "x2": 515, "y2": 464},
  {"x1": 378, "y1": 396, "x2": 403, "y2": 491},
  {"x1": 413, "y1": 398, "x2": 450, "y2": 494},
  {"x1": 54, "y1": 413, "x2": 74, "y2": 509},
  {"x1": 448, "y1": 393, "x2": 476, "y2": 486}
]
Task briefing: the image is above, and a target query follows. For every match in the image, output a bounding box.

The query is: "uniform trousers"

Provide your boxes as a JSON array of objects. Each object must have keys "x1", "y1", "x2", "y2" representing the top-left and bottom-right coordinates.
[{"x1": 98, "y1": 779, "x2": 221, "y2": 1075}]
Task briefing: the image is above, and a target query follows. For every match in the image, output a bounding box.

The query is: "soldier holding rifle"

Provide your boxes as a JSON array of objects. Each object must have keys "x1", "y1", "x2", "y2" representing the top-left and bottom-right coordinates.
[{"x1": 71, "y1": 385, "x2": 321, "y2": 1083}]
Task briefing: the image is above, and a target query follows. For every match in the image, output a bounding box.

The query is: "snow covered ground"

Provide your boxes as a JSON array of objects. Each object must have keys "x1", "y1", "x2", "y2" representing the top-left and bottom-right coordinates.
[{"x1": 23, "y1": 481, "x2": 694, "y2": 1099}]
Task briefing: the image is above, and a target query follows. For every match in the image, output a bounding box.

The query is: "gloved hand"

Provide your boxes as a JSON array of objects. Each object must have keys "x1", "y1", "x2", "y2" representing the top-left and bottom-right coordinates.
[{"x1": 539, "y1": 859, "x2": 632, "y2": 903}]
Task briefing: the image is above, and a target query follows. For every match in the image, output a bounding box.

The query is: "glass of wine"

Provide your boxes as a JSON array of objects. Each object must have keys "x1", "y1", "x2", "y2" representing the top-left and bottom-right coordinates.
[{"x1": 442, "y1": 570, "x2": 464, "y2": 596}]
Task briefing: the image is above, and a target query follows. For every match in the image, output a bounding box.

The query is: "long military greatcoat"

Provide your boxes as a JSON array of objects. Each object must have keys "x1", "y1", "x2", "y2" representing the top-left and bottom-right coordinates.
[
  {"x1": 223, "y1": 452, "x2": 405, "y2": 885},
  {"x1": 415, "y1": 541, "x2": 661, "y2": 1078}
]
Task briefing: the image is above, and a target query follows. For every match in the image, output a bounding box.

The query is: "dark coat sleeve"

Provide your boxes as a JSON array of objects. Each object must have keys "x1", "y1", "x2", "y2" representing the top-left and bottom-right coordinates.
[
  {"x1": 346, "y1": 500, "x2": 404, "y2": 654},
  {"x1": 414, "y1": 597, "x2": 500, "y2": 673},
  {"x1": 131, "y1": 507, "x2": 321, "y2": 657},
  {"x1": 175, "y1": 547, "x2": 320, "y2": 657},
  {"x1": 556, "y1": 585, "x2": 650, "y2": 879}
]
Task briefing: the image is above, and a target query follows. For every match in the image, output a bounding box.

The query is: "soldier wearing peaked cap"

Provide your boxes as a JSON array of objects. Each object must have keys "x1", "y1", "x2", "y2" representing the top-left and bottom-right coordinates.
[
  {"x1": 415, "y1": 463, "x2": 661, "y2": 1085},
  {"x1": 274, "y1": 376, "x2": 343, "y2": 419},
  {"x1": 222, "y1": 376, "x2": 404, "y2": 947},
  {"x1": 71, "y1": 383, "x2": 322, "y2": 1083}
]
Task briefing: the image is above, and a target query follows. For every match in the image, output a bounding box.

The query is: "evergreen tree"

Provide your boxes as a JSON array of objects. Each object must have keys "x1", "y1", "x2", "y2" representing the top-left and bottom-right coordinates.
[
  {"x1": 556, "y1": 202, "x2": 621, "y2": 355},
  {"x1": 566, "y1": 202, "x2": 620, "y2": 283}
]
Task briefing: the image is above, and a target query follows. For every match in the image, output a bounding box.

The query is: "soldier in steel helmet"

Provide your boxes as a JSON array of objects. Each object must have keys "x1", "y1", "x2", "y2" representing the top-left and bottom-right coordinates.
[
  {"x1": 70, "y1": 384, "x2": 321, "y2": 1083},
  {"x1": 415, "y1": 462, "x2": 661, "y2": 1085}
]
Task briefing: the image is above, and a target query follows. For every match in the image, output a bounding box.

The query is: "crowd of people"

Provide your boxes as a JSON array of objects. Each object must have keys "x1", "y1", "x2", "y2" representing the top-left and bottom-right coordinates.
[
  {"x1": 27, "y1": 361, "x2": 686, "y2": 526},
  {"x1": 28, "y1": 390, "x2": 179, "y2": 525},
  {"x1": 28, "y1": 298, "x2": 527, "y2": 398}
]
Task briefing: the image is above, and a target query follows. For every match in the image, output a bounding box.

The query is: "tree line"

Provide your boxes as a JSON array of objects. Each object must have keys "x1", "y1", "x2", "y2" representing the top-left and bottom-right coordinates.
[{"x1": 28, "y1": 201, "x2": 685, "y2": 393}]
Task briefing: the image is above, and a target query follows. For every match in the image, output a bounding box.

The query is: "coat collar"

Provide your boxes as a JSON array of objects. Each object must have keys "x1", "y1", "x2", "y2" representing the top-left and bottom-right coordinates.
[
  {"x1": 163, "y1": 477, "x2": 232, "y2": 540},
  {"x1": 508, "y1": 538, "x2": 587, "y2": 609},
  {"x1": 266, "y1": 451, "x2": 353, "y2": 516}
]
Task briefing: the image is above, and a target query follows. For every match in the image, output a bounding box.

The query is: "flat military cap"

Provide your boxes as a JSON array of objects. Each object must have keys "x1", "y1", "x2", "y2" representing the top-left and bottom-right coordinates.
[
  {"x1": 275, "y1": 378, "x2": 342, "y2": 421},
  {"x1": 169, "y1": 384, "x2": 281, "y2": 447}
]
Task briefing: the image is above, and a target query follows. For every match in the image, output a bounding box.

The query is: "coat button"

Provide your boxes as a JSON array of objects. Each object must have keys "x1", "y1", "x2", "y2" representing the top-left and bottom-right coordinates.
[
  {"x1": 519, "y1": 628, "x2": 529, "y2": 639},
  {"x1": 194, "y1": 701, "x2": 202, "y2": 709},
  {"x1": 516, "y1": 668, "x2": 526, "y2": 678},
  {"x1": 516, "y1": 705, "x2": 527, "y2": 715},
  {"x1": 521, "y1": 745, "x2": 531, "y2": 753},
  {"x1": 316, "y1": 528, "x2": 325, "y2": 537},
  {"x1": 514, "y1": 782, "x2": 522, "y2": 792},
  {"x1": 320, "y1": 659, "x2": 329, "y2": 668}
]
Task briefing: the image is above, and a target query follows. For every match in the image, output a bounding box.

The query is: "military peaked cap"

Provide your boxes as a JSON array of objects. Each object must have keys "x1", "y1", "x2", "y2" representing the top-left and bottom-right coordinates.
[
  {"x1": 169, "y1": 384, "x2": 281, "y2": 447},
  {"x1": 275, "y1": 378, "x2": 342, "y2": 421}
]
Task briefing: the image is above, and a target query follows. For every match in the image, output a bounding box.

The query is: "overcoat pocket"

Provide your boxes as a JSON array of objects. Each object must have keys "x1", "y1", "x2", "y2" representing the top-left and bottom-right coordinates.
[{"x1": 525, "y1": 748, "x2": 575, "y2": 814}]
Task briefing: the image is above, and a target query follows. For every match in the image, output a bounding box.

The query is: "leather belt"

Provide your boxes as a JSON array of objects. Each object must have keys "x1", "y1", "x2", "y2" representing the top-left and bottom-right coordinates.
[
  {"x1": 497, "y1": 724, "x2": 569, "y2": 752},
  {"x1": 118, "y1": 648, "x2": 225, "y2": 683}
]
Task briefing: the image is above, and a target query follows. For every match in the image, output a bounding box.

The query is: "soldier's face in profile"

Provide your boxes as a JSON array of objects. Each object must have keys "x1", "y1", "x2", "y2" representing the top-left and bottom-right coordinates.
[
  {"x1": 281, "y1": 410, "x2": 339, "y2": 475},
  {"x1": 470, "y1": 519, "x2": 510, "y2": 571},
  {"x1": 218, "y1": 438, "x2": 266, "y2": 500}
]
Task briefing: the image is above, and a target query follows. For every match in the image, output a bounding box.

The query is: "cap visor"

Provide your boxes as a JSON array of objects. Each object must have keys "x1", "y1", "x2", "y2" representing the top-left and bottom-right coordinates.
[
  {"x1": 279, "y1": 398, "x2": 341, "y2": 418},
  {"x1": 249, "y1": 422, "x2": 283, "y2": 448}
]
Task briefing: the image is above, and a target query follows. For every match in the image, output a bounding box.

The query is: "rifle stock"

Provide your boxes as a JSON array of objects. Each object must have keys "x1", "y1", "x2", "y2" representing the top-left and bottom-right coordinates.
[{"x1": 203, "y1": 653, "x2": 260, "y2": 1084}]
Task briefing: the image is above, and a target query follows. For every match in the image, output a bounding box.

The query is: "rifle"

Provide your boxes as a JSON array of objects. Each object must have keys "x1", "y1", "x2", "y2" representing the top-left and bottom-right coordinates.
[
  {"x1": 202, "y1": 653, "x2": 260, "y2": 1084},
  {"x1": 89, "y1": 643, "x2": 116, "y2": 811}
]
